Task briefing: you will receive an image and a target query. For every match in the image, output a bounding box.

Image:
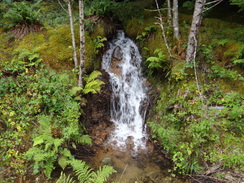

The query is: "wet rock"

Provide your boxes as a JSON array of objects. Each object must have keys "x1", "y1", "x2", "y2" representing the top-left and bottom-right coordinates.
[
  {"x1": 126, "y1": 136, "x2": 135, "y2": 150},
  {"x1": 112, "y1": 46, "x2": 123, "y2": 61},
  {"x1": 102, "y1": 157, "x2": 113, "y2": 165},
  {"x1": 110, "y1": 58, "x2": 122, "y2": 77}
]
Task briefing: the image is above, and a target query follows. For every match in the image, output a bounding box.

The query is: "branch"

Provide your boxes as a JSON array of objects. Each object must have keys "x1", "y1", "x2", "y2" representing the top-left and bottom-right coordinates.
[
  {"x1": 58, "y1": 0, "x2": 68, "y2": 14},
  {"x1": 144, "y1": 8, "x2": 170, "y2": 12},
  {"x1": 189, "y1": 174, "x2": 229, "y2": 183},
  {"x1": 203, "y1": 0, "x2": 224, "y2": 12},
  {"x1": 154, "y1": 0, "x2": 172, "y2": 57}
]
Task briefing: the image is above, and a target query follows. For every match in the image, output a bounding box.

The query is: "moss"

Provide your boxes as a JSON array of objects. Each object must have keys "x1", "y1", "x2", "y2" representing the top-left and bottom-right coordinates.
[
  {"x1": 125, "y1": 17, "x2": 155, "y2": 38},
  {"x1": 84, "y1": 32, "x2": 96, "y2": 72},
  {"x1": 17, "y1": 33, "x2": 47, "y2": 51},
  {"x1": 90, "y1": 24, "x2": 105, "y2": 40},
  {"x1": 0, "y1": 32, "x2": 14, "y2": 64},
  {"x1": 147, "y1": 30, "x2": 168, "y2": 56},
  {"x1": 217, "y1": 79, "x2": 244, "y2": 95},
  {"x1": 213, "y1": 41, "x2": 243, "y2": 65}
]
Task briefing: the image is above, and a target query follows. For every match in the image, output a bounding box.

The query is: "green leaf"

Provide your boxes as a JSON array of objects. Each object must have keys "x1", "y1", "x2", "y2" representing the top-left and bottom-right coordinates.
[
  {"x1": 233, "y1": 59, "x2": 244, "y2": 64},
  {"x1": 147, "y1": 57, "x2": 159, "y2": 62},
  {"x1": 33, "y1": 135, "x2": 44, "y2": 146},
  {"x1": 84, "y1": 71, "x2": 102, "y2": 83},
  {"x1": 70, "y1": 86, "x2": 83, "y2": 96},
  {"x1": 62, "y1": 148, "x2": 71, "y2": 157},
  {"x1": 58, "y1": 156, "x2": 68, "y2": 170}
]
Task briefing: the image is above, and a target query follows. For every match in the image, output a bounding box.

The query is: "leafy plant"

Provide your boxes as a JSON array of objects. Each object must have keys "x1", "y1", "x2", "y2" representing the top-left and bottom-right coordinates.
[
  {"x1": 85, "y1": 0, "x2": 112, "y2": 17},
  {"x1": 145, "y1": 49, "x2": 167, "y2": 76},
  {"x1": 3, "y1": 0, "x2": 42, "y2": 28},
  {"x1": 4, "y1": 47, "x2": 42, "y2": 73},
  {"x1": 56, "y1": 159, "x2": 116, "y2": 183},
  {"x1": 93, "y1": 36, "x2": 107, "y2": 54},
  {"x1": 149, "y1": 82, "x2": 244, "y2": 174},
  {"x1": 136, "y1": 25, "x2": 157, "y2": 41}
]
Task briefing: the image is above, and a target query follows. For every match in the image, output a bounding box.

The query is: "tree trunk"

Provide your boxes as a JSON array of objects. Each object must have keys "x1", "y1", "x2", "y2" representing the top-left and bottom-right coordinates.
[
  {"x1": 186, "y1": 0, "x2": 206, "y2": 63},
  {"x1": 78, "y1": 0, "x2": 85, "y2": 87},
  {"x1": 167, "y1": 0, "x2": 172, "y2": 25},
  {"x1": 172, "y1": 0, "x2": 179, "y2": 40},
  {"x1": 67, "y1": 0, "x2": 78, "y2": 69}
]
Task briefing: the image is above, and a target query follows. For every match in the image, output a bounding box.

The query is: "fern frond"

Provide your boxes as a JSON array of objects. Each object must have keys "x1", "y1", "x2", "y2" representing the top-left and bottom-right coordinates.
[
  {"x1": 70, "y1": 159, "x2": 93, "y2": 182},
  {"x1": 90, "y1": 165, "x2": 116, "y2": 183},
  {"x1": 70, "y1": 86, "x2": 83, "y2": 96},
  {"x1": 56, "y1": 172, "x2": 75, "y2": 183},
  {"x1": 83, "y1": 80, "x2": 104, "y2": 94},
  {"x1": 75, "y1": 135, "x2": 92, "y2": 145},
  {"x1": 84, "y1": 71, "x2": 102, "y2": 83},
  {"x1": 44, "y1": 160, "x2": 55, "y2": 179}
]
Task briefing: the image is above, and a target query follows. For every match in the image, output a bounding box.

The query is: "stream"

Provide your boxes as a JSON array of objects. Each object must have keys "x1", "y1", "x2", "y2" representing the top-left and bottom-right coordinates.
[{"x1": 86, "y1": 31, "x2": 188, "y2": 183}]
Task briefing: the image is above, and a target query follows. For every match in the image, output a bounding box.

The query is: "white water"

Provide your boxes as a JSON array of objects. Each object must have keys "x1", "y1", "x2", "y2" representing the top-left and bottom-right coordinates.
[{"x1": 102, "y1": 31, "x2": 148, "y2": 151}]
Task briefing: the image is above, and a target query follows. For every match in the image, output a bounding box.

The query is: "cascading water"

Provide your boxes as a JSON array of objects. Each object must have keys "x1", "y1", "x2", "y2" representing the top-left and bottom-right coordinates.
[{"x1": 102, "y1": 31, "x2": 148, "y2": 151}]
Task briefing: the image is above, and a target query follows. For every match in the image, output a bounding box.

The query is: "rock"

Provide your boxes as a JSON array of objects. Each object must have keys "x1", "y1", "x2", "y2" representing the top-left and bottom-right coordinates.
[
  {"x1": 126, "y1": 136, "x2": 135, "y2": 150},
  {"x1": 112, "y1": 46, "x2": 123, "y2": 61},
  {"x1": 102, "y1": 157, "x2": 113, "y2": 165}
]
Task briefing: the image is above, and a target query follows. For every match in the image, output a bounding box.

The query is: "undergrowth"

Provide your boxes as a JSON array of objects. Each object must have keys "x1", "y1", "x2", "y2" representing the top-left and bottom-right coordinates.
[{"x1": 0, "y1": 48, "x2": 113, "y2": 182}]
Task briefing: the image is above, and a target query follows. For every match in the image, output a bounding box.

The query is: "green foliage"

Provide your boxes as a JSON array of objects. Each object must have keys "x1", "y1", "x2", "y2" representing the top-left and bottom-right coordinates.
[
  {"x1": 3, "y1": 0, "x2": 42, "y2": 29},
  {"x1": 85, "y1": 0, "x2": 112, "y2": 17},
  {"x1": 146, "y1": 49, "x2": 167, "y2": 75},
  {"x1": 150, "y1": 82, "x2": 244, "y2": 174},
  {"x1": 182, "y1": 1, "x2": 194, "y2": 10},
  {"x1": 4, "y1": 47, "x2": 42, "y2": 73},
  {"x1": 70, "y1": 71, "x2": 104, "y2": 96},
  {"x1": 93, "y1": 36, "x2": 107, "y2": 54},
  {"x1": 56, "y1": 159, "x2": 116, "y2": 183},
  {"x1": 0, "y1": 47, "x2": 98, "y2": 180},
  {"x1": 136, "y1": 25, "x2": 157, "y2": 41},
  {"x1": 230, "y1": 0, "x2": 244, "y2": 12},
  {"x1": 83, "y1": 71, "x2": 104, "y2": 94}
]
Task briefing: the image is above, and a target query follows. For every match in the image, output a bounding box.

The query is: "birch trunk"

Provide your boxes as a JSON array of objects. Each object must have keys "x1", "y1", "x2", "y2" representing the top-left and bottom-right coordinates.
[
  {"x1": 186, "y1": 0, "x2": 206, "y2": 63},
  {"x1": 78, "y1": 0, "x2": 85, "y2": 87},
  {"x1": 172, "y1": 0, "x2": 179, "y2": 40},
  {"x1": 67, "y1": 0, "x2": 78, "y2": 69},
  {"x1": 167, "y1": 0, "x2": 172, "y2": 25}
]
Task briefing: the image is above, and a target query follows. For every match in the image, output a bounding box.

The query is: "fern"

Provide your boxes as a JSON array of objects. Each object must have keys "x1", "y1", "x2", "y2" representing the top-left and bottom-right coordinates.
[
  {"x1": 70, "y1": 159, "x2": 93, "y2": 182},
  {"x1": 3, "y1": 1, "x2": 41, "y2": 28},
  {"x1": 56, "y1": 172, "x2": 76, "y2": 183},
  {"x1": 90, "y1": 165, "x2": 117, "y2": 183},
  {"x1": 56, "y1": 159, "x2": 116, "y2": 183},
  {"x1": 146, "y1": 49, "x2": 167, "y2": 69},
  {"x1": 75, "y1": 135, "x2": 92, "y2": 145},
  {"x1": 83, "y1": 79, "x2": 105, "y2": 94},
  {"x1": 70, "y1": 86, "x2": 83, "y2": 96},
  {"x1": 84, "y1": 71, "x2": 102, "y2": 83}
]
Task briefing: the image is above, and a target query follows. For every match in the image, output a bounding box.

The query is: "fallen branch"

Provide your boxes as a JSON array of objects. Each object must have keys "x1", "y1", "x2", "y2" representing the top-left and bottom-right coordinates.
[{"x1": 189, "y1": 174, "x2": 228, "y2": 183}]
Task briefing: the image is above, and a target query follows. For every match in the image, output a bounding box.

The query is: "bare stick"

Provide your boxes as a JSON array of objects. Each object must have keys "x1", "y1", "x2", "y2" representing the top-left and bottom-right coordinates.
[
  {"x1": 154, "y1": 0, "x2": 172, "y2": 57},
  {"x1": 119, "y1": 163, "x2": 128, "y2": 182}
]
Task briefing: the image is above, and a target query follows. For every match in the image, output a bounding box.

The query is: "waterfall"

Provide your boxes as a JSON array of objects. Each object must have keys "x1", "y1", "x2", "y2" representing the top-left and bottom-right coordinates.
[{"x1": 102, "y1": 31, "x2": 148, "y2": 151}]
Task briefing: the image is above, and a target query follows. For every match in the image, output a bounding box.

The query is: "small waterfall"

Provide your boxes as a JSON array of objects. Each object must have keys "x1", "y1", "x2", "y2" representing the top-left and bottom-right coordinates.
[{"x1": 102, "y1": 31, "x2": 148, "y2": 151}]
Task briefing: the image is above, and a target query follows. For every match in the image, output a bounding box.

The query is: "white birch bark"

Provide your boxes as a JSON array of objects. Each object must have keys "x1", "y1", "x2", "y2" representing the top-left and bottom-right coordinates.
[
  {"x1": 78, "y1": 0, "x2": 85, "y2": 87},
  {"x1": 67, "y1": 0, "x2": 78, "y2": 69},
  {"x1": 172, "y1": 0, "x2": 180, "y2": 40},
  {"x1": 167, "y1": 0, "x2": 172, "y2": 25},
  {"x1": 186, "y1": 0, "x2": 206, "y2": 63}
]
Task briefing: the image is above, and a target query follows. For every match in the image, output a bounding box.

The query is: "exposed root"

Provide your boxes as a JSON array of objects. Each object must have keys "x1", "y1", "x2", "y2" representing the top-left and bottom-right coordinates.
[{"x1": 11, "y1": 23, "x2": 44, "y2": 39}]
